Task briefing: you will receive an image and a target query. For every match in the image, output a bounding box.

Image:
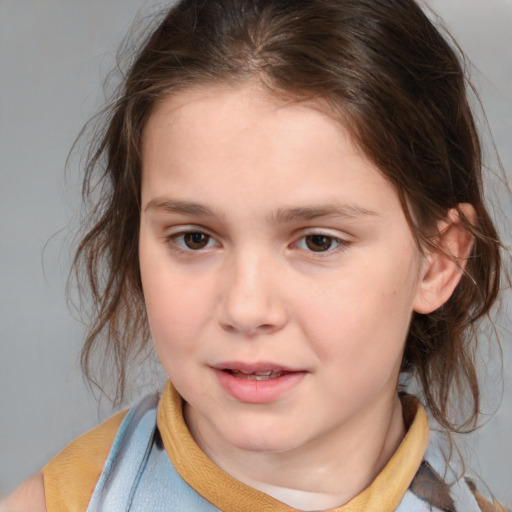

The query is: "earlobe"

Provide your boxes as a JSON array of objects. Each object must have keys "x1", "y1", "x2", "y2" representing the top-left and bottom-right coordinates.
[{"x1": 413, "y1": 204, "x2": 476, "y2": 315}]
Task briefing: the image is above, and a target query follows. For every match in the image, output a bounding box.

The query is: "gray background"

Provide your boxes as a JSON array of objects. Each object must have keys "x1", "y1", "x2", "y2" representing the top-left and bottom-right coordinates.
[{"x1": 1, "y1": 0, "x2": 511, "y2": 504}]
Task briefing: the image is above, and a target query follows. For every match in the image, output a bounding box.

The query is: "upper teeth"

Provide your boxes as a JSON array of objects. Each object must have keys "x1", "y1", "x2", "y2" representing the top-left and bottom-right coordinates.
[
  {"x1": 231, "y1": 369, "x2": 283, "y2": 379},
  {"x1": 235, "y1": 369, "x2": 273, "y2": 376}
]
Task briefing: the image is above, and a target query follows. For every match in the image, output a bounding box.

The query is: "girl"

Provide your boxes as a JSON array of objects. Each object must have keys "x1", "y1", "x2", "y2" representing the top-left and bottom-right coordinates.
[{"x1": 3, "y1": 0, "x2": 509, "y2": 510}]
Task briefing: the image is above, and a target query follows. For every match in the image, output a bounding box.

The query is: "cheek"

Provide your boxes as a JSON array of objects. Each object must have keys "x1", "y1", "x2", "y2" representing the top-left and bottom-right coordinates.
[
  {"x1": 299, "y1": 257, "x2": 417, "y2": 365},
  {"x1": 143, "y1": 275, "x2": 210, "y2": 384},
  {"x1": 139, "y1": 243, "x2": 211, "y2": 355},
  {"x1": 143, "y1": 276, "x2": 207, "y2": 342}
]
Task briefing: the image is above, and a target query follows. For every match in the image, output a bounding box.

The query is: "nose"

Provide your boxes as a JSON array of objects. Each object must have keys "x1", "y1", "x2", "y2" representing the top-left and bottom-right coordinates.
[{"x1": 217, "y1": 253, "x2": 288, "y2": 336}]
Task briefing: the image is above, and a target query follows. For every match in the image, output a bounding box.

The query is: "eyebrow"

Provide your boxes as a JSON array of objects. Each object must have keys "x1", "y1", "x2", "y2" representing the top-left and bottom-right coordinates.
[
  {"x1": 270, "y1": 204, "x2": 378, "y2": 223},
  {"x1": 144, "y1": 198, "x2": 377, "y2": 222},
  {"x1": 144, "y1": 198, "x2": 221, "y2": 218}
]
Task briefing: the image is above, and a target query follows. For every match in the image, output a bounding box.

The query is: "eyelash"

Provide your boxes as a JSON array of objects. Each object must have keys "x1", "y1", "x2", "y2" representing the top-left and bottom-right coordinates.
[
  {"x1": 165, "y1": 230, "x2": 350, "y2": 255},
  {"x1": 294, "y1": 234, "x2": 348, "y2": 253},
  {"x1": 167, "y1": 231, "x2": 218, "y2": 252}
]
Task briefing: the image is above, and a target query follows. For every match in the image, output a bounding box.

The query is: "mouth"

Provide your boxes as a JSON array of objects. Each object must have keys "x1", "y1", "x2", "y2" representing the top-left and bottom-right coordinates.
[
  {"x1": 214, "y1": 362, "x2": 306, "y2": 403},
  {"x1": 224, "y1": 369, "x2": 289, "y2": 381}
]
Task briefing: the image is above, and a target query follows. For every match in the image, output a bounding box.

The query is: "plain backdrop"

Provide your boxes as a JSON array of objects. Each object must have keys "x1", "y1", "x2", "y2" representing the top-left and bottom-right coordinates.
[{"x1": 1, "y1": 0, "x2": 511, "y2": 504}]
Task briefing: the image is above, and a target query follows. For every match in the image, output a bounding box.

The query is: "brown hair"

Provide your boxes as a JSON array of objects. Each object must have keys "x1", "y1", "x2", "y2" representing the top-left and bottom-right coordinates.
[{"x1": 74, "y1": 0, "x2": 502, "y2": 431}]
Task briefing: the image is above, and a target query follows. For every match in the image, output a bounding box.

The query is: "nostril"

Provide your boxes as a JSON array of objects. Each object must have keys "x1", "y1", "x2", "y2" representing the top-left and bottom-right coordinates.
[
  {"x1": 259, "y1": 323, "x2": 277, "y2": 333},
  {"x1": 217, "y1": 284, "x2": 288, "y2": 335},
  {"x1": 219, "y1": 322, "x2": 238, "y2": 334},
  {"x1": 219, "y1": 321, "x2": 279, "y2": 336}
]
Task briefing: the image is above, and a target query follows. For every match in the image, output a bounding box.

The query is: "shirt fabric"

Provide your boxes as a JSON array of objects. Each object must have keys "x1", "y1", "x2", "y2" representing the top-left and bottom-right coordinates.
[{"x1": 42, "y1": 381, "x2": 498, "y2": 512}]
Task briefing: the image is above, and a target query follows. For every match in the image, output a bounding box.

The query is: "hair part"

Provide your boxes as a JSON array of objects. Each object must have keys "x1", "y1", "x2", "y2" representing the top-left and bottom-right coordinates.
[{"x1": 73, "y1": 0, "x2": 502, "y2": 431}]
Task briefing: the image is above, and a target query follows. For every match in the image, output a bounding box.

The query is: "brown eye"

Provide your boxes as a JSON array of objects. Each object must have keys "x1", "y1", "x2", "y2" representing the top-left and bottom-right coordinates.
[
  {"x1": 183, "y1": 232, "x2": 210, "y2": 250},
  {"x1": 305, "y1": 235, "x2": 336, "y2": 252}
]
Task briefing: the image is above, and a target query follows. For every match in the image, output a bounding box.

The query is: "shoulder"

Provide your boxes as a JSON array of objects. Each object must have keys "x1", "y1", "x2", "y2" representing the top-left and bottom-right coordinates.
[
  {"x1": 0, "y1": 473, "x2": 46, "y2": 512},
  {"x1": 42, "y1": 408, "x2": 128, "y2": 512},
  {"x1": 0, "y1": 410, "x2": 128, "y2": 512}
]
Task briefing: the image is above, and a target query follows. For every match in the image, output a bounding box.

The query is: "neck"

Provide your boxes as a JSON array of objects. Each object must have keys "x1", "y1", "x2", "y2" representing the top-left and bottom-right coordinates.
[{"x1": 185, "y1": 393, "x2": 405, "y2": 510}]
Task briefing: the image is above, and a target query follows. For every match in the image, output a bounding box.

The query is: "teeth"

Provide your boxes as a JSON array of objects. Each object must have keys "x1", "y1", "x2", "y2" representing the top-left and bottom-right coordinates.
[{"x1": 230, "y1": 369, "x2": 284, "y2": 380}]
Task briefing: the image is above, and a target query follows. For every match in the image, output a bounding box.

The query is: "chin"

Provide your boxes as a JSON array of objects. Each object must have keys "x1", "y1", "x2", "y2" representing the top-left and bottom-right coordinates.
[{"x1": 223, "y1": 422, "x2": 305, "y2": 454}]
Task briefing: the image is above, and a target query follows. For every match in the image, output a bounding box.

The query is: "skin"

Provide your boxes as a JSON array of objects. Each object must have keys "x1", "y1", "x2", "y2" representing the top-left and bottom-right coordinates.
[
  {"x1": 0, "y1": 474, "x2": 45, "y2": 512},
  {"x1": 138, "y1": 83, "x2": 469, "y2": 509},
  {"x1": 4, "y1": 84, "x2": 473, "y2": 512}
]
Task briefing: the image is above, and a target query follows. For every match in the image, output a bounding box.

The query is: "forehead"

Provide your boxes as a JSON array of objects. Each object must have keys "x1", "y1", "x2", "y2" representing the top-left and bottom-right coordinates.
[
  {"x1": 145, "y1": 82, "x2": 359, "y2": 153},
  {"x1": 143, "y1": 84, "x2": 371, "y2": 177},
  {"x1": 140, "y1": 83, "x2": 404, "y2": 222}
]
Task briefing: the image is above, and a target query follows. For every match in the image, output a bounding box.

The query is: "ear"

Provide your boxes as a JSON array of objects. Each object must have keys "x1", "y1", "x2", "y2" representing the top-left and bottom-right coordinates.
[{"x1": 413, "y1": 204, "x2": 475, "y2": 314}]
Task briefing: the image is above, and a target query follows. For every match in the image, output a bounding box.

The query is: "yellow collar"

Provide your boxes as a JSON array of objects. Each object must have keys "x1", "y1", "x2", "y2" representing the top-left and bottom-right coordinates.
[{"x1": 157, "y1": 381, "x2": 428, "y2": 512}]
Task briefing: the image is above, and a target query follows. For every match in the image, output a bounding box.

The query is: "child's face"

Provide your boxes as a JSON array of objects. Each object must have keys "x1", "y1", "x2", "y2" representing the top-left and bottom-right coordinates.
[{"x1": 139, "y1": 84, "x2": 427, "y2": 454}]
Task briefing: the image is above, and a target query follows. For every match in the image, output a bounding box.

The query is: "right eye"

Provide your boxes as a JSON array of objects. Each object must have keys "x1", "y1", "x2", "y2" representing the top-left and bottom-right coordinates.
[
  {"x1": 302, "y1": 234, "x2": 339, "y2": 252},
  {"x1": 172, "y1": 231, "x2": 216, "y2": 250}
]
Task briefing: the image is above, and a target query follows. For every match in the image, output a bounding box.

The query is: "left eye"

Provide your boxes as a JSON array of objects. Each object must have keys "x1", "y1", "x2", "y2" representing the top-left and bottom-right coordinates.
[
  {"x1": 296, "y1": 234, "x2": 344, "y2": 252},
  {"x1": 173, "y1": 232, "x2": 216, "y2": 250}
]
